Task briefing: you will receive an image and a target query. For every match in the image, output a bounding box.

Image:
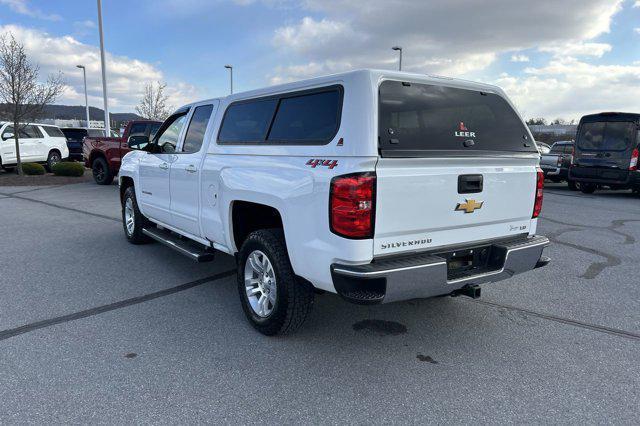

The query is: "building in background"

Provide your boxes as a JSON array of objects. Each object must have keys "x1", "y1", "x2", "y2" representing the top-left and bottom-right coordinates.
[{"x1": 528, "y1": 124, "x2": 577, "y2": 144}]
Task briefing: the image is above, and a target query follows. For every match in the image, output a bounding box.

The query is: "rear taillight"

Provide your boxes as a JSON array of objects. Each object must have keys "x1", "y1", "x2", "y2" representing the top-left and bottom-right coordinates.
[
  {"x1": 630, "y1": 148, "x2": 639, "y2": 171},
  {"x1": 532, "y1": 167, "x2": 544, "y2": 219},
  {"x1": 330, "y1": 172, "x2": 376, "y2": 239}
]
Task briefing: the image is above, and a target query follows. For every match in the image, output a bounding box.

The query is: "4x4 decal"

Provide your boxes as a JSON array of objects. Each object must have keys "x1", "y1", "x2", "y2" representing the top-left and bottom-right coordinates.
[{"x1": 306, "y1": 159, "x2": 338, "y2": 169}]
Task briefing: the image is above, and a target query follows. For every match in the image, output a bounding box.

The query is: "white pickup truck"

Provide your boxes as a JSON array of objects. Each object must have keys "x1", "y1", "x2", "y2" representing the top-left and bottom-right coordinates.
[{"x1": 119, "y1": 69, "x2": 550, "y2": 335}]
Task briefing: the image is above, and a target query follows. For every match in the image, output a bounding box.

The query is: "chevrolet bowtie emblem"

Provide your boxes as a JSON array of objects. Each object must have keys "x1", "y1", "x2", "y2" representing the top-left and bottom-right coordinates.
[{"x1": 455, "y1": 199, "x2": 484, "y2": 213}]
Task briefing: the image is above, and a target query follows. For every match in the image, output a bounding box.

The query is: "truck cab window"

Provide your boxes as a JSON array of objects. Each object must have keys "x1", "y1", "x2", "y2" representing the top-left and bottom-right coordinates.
[
  {"x1": 154, "y1": 114, "x2": 187, "y2": 153},
  {"x1": 129, "y1": 123, "x2": 147, "y2": 137},
  {"x1": 182, "y1": 104, "x2": 214, "y2": 153}
]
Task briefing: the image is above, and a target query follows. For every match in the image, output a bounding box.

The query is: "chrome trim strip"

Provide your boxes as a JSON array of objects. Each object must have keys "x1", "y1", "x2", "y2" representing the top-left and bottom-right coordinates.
[{"x1": 332, "y1": 260, "x2": 447, "y2": 278}]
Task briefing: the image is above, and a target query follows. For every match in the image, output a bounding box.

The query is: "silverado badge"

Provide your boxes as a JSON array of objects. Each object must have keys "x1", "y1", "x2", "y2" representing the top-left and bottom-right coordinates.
[{"x1": 455, "y1": 199, "x2": 484, "y2": 213}]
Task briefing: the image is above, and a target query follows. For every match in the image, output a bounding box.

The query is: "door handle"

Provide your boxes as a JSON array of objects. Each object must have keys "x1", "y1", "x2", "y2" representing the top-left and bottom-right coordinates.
[
  {"x1": 185, "y1": 164, "x2": 197, "y2": 173},
  {"x1": 159, "y1": 162, "x2": 169, "y2": 170},
  {"x1": 458, "y1": 174, "x2": 483, "y2": 194}
]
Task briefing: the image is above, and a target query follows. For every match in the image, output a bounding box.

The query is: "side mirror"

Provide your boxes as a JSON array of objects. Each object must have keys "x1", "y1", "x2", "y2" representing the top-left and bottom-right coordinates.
[
  {"x1": 2, "y1": 132, "x2": 14, "y2": 141},
  {"x1": 127, "y1": 135, "x2": 149, "y2": 149}
]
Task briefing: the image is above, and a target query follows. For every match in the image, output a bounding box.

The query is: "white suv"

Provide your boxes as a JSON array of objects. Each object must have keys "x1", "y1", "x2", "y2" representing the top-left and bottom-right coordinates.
[
  {"x1": 0, "y1": 122, "x2": 69, "y2": 171},
  {"x1": 118, "y1": 69, "x2": 550, "y2": 335}
]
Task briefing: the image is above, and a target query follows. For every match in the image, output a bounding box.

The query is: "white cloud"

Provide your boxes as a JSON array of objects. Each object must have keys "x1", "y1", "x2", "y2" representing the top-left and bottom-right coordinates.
[
  {"x1": 269, "y1": 0, "x2": 624, "y2": 83},
  {"x1": 0, "y1": 0, "x2": 61, "y2": 21},
  {"x1": 497, "y1": 58, "x2": 640, "y2": 120},
  {"x1": 539, "y1": 42, "x2": 612, "y2": 58},
  {"x1": 0, "y1": 25, "x2": 202, "y2": 111},
  {"x1": 635, "y1": 1, "x2": 640, "y2": 7},
  {"x1": 273, "y1": 17, "x2": 366, "y2": 54},
  {"x1": 511, "y1": 54, "x2": 530, "y2": 63},
  {"x1": 635, "y1": 28, "x2": 640, "y2": 35}
]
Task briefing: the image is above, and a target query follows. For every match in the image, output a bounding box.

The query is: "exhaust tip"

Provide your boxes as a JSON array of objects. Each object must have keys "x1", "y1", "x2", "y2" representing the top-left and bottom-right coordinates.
[{"x1": 451, "y1": 285, "x2": 481, "y2": 299}]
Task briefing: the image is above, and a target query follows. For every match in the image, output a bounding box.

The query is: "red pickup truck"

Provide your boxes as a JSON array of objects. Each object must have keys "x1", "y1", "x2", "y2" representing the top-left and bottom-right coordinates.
[{"x1": 83, "y1": 120, "x2": 161, "y2": 184}]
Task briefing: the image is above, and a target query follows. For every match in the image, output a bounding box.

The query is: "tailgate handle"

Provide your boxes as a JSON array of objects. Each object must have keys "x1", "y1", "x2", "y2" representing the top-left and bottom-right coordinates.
[{"x1": 458, "y1": 174, "x2": 483, "y2": 194}]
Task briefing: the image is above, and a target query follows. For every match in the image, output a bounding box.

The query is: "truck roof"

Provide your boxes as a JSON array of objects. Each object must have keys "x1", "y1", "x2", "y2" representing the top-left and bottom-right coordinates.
[{"x1": 181, "y1": 69, "x2": 505, "y2": 110}]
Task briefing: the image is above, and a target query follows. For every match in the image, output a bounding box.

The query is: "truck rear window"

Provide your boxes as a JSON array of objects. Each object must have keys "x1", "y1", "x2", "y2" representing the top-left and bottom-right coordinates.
[
  {"x1": 378, "y1": 81, "x2": 534, "y2": 156},
  {"x1": 578, "y1": 121, "x2": 635, "y2": 152}
]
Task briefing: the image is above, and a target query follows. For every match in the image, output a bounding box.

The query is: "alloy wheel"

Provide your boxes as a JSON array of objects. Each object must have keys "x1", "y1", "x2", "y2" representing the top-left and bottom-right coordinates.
[
  {"x1": 244, "y1": 250, "x2": 277, "y2": 317},
  {"x1": 124, "y1": 197, "x2": 135, "y2": 236}
]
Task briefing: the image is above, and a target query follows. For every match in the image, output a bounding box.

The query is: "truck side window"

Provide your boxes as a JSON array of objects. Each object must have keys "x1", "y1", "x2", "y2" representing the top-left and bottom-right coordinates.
[
  {"x1": 218, "y1": 99, "x2": 277, "y2": 143},
  {"x1": 129, "y1": 123, "x2": 147, "y2": 138},
  {"x1": 155, "y1": 114, "x2": 187, "y2": 153},
  {"x1": 267, "y1": 90, "x2": 340, "y2": 143},
  {"x1": 182, "y1": 104, "x2": 214, "y2": 153}
]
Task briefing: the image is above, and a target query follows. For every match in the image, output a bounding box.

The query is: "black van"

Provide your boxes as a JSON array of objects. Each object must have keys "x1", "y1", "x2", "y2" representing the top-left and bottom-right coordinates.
[{"x1": 569, "y1": 112, "x2": 640, "y2": 194}]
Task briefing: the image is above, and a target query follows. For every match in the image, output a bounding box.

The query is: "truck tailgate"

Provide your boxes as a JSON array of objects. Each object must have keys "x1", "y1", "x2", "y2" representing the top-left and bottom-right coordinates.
[{"x1": 374, "y1": 157, "x2": 537, "y2": 256}]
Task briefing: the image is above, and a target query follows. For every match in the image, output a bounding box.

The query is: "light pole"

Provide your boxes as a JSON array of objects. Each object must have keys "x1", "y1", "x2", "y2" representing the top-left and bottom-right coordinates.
[
  {"x1": 392, "y1": 46, "x2": 402, "y2": 71},
  {"x1": 76, "y1": 65, "x2": 90, "y2": 128},
  {"x1": 97, "y1": 0, "x2": 111, "y2": 134},
  {"x1": 224, "y1": 65, "x2": 233, "y2": 94}
]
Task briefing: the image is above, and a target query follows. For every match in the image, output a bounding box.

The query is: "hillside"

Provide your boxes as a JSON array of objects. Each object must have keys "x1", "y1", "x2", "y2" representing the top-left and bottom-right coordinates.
[{"x1": 0, "y1": 104, "x2": 142, "y2": 123}]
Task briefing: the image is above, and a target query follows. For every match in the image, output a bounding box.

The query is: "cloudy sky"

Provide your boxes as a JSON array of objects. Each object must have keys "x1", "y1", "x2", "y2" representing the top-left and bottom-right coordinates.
[{"x1": 0, "y1": 0, "x2": 638, "y2": 121}]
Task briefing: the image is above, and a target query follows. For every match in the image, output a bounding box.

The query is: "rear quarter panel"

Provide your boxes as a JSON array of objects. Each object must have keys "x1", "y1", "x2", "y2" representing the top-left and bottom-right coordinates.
[{"x1": 200, "y1": 154, "x2": 377, "y2": 292}]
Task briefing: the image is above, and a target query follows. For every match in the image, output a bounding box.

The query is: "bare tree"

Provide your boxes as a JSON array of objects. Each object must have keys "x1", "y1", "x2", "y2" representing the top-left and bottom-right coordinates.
[
  {"x1": 0, "y1": 33, "x2": 64, "y2": 175},
  {"x1": 135, "y1": 81, "x2": 171, "y2": 121}
]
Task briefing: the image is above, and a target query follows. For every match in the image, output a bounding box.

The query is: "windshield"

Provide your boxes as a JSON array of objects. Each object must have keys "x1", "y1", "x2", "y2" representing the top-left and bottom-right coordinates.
[
  {"x1": 378, "y1": 80, "x2": 534, "y2": 156},
  {"x1": 578, "y1": 121, "x2": 635, "y2": 152}
]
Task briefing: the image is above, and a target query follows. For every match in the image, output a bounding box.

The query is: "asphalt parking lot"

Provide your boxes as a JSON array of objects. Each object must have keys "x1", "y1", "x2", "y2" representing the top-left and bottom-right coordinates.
[{"x1": 0, "y1": 181, "x2": 638, "y2": 423}]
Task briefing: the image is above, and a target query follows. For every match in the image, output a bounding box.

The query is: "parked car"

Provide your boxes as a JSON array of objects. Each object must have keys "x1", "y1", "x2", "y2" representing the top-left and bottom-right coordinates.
[
  {"x1": 83, "y1": 120, "x2": 161, "y2": 184},
  {"x1": 62, "y1": 127, "x2": 120, "y2": 161},
  {"x1": 117, "y1": 70, "x2": 550, "y2": 335},
  {"x1": 0, "y1": 122, "x2": 68, "y2": 171},
  {"x1": 540, "y1": 140, "x2": 576, "y2": 188},
  {"x1": 536, "y1": 141, "x2": 551, "y2": 154},
  {"x1": 569, "y1": 112, "x2": 640, "y2": 194}
]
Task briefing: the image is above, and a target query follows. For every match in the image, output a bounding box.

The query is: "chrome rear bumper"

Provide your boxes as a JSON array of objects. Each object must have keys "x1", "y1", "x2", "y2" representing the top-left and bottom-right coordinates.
[{"x1": 331, "y1": 235, "x2": 550, "y2": 304}]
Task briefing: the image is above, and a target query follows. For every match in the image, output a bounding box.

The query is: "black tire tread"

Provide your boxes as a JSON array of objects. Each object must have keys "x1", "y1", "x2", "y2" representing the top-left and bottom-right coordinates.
[
  {"x1": 237, "y1": 229, "x2": 314, "y2": 336},
  {"x1": 45, "y1": 150, "x2": 61, "y2": 172},
  {"x1": 93, "y1": 157, "x2": 114, "y2": 185},
  {"x1": 122, "y1": 186, "x2": 151, "y2": 244}
]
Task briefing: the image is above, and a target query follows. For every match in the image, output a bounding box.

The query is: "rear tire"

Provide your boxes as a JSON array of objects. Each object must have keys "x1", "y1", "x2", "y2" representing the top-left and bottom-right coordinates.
[
  {"x1": 237, "y1": 229, "x2": 314, "y2": 336},
  {"x1": 92, "y1": 157, "x2": 113, "y2": 185},
  {"x1": 579, "y1": 183, "x2": 596, "y2": 194},
  {"x1": 46, "y1": 150, "x2": 62, "y2": 172},
  {"x1": 122, "y1": 186, "x2": 151, "y2": 244}
]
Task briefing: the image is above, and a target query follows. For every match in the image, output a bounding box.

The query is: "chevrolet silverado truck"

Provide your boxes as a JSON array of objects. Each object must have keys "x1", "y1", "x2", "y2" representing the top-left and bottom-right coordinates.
[
  {"x1": 83, "y1": 120, "x2": 161, "y2": 184},
  {"x1": 118, "y1": 69, "x2": 550, "y2": 335}
]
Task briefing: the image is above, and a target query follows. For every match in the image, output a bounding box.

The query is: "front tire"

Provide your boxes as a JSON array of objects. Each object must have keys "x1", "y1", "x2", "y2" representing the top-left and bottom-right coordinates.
[
  {"x1": 46, "y1": 151, "x2": 62, "y2": 172},
  {"x1": 237, "y1": 229, "x2": 314, "y2": 336},
  {"x1": 122, "y1": 186, "x2": 150, "y2": 244},
  {"x1": 92, "y1": 157, "x2": 114, "y2": 185}
]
